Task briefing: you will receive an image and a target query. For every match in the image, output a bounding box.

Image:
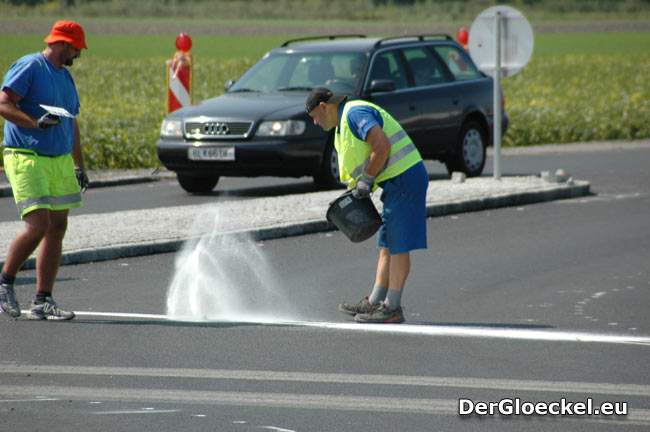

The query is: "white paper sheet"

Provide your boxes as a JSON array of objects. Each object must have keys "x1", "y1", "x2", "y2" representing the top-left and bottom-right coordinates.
[{"x1": 39, "y1": 104, "x2": 75, "y2": 118}]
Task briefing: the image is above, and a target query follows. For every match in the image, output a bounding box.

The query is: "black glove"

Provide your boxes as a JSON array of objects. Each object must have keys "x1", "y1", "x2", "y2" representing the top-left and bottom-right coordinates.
[
  {"x1": 36, "y1": 113, "x2": 61, "y2": 130},
  {"x1": 352, "y1": 172, "x2": 375, "y2": 199},
  {"x1": 75, "y1": 167, "x2": 89, "y2": 193}
]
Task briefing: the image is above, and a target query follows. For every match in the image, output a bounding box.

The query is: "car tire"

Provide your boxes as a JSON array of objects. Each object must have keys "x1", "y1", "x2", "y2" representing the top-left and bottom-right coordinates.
[
  {"x1": 313, "y1": 137, "x2": 344, "y2": 190},
  {"x1": 177, "y1": 173, "x2": 220, "y2": 193},
  {"x1": 445, "y1": 120, "x2": 487, "y2": 177}
]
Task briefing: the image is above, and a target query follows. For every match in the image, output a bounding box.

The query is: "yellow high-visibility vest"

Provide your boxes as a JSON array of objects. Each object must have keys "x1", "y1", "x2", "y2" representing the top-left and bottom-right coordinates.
[{"x1": 335, "y1": 100, "x2": 422, "y2": 189}]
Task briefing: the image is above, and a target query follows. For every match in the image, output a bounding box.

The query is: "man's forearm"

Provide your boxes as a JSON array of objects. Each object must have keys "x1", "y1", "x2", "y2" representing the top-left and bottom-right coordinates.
[
  {"x1": 0, "y1": 89, "x2": 37, "y2": 129},
  {"x1": 71, "y1": 119, "x2": 84, "y2": 167}
]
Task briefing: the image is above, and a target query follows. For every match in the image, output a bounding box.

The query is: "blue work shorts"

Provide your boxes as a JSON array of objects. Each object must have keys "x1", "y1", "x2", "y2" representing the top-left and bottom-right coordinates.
[{"x1": 377, "y1": 161, "x2": 428, "y2": 254}]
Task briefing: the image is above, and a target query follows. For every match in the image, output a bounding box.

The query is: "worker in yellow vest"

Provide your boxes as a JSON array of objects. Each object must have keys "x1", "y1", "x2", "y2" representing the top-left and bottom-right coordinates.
[{"x1": 306, "y1": 87, "x2": 429, "y2": 323}]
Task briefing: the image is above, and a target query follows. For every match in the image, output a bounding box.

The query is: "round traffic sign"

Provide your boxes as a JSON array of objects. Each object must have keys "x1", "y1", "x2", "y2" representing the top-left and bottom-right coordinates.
[{"x1": 468, "y1": 5, "x2": 534, "y2": 77}]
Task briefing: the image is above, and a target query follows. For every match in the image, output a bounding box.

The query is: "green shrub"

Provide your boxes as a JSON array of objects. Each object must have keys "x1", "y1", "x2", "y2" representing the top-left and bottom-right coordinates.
[{"x1": 502, "y1": 54, "x2": 650, "y2": 146}]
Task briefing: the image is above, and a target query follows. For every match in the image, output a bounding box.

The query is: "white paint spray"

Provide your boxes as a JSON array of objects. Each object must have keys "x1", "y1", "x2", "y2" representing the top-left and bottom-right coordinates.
[{"x1": 165, "y1": 206, "x2": 299, "y2": 322}]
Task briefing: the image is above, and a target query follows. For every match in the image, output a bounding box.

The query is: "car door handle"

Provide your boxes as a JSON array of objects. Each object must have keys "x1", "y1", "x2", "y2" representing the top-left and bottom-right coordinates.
[
  {"x1": 452, "y1": 99, "x2": 459, "y2": 105},
  {"x1": 409, "y1": 105, "x2": 416, "y2": 111}
]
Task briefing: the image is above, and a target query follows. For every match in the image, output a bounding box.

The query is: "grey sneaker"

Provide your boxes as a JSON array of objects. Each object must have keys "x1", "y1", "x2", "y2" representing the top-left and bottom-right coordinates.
[
  {"x1": 27, "y1": 297, "x2": 75, "y2": 321},
  {"x1": 354, "y1": 303, "x2": 405, "y2": 324},
  {"x1": 0, "y1": 283, "x2": 21, "y2": 318},
  {"x1": 338, "y1": 296, "x2": 380, "y2": 316}
]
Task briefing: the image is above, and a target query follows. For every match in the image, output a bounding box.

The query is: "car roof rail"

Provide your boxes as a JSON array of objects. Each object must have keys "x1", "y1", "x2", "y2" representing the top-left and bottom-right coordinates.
[
  {"x1": 374, "y1": 34, "x2": 452, "y2": 48},
  {"x1": 280, "y1": 34, "x2": 367, "y2": 47}
]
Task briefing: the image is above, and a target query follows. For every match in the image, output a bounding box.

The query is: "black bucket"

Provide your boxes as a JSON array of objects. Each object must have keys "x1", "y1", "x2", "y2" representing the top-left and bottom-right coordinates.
[{"x1": 326, "y1": 191, "x2": 382, "y2": 243}]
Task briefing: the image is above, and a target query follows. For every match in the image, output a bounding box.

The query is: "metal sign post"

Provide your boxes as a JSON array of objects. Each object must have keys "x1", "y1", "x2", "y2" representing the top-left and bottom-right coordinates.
[
  {"x1": 493, "y1": 11, "x2": 502, "y2": 180},
  {"x1": 468, "y1": 6, "x2": 534, "y2": 180}
]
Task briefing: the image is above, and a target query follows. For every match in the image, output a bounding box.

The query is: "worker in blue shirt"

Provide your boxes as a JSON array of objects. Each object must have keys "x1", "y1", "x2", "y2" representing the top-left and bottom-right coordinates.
[
  {"x1": 307, "y1": 87, "x2": 428, "y2": 323},
  {"x1": 0, "y1": 20, "x2": 89, "y2": 320}
]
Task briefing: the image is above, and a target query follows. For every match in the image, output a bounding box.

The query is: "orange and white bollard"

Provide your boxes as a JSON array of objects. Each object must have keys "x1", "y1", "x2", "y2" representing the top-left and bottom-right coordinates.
[{"x1": 166, "y1": 33, "x2": 193, "y2": 113}]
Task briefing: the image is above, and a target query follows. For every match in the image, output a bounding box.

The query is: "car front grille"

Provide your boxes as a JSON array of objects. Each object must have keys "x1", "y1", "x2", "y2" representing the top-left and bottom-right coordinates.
[{"x1": 184, "y1": 121, "x2": 253, "y2": 139}]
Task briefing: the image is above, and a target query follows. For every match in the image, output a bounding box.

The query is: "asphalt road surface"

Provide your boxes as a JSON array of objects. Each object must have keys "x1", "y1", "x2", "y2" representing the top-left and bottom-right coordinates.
[{"x1": 1, "y1": 145, "x2": 649, "y2": 431}]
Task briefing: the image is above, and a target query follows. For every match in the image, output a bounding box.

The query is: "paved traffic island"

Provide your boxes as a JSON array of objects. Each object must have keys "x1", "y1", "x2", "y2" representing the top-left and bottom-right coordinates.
[{"x1": 0, "y1": 175, "x2": 589, "y2": 269}]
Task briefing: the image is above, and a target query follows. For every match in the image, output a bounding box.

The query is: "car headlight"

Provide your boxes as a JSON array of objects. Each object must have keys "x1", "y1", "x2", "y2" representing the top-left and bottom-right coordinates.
[
  {"x1": 257, "y1": 120, "x2": 306, "y2": 137},
  {"x1": 161, "y1": 119, "x2": 183, "y2": 138}
]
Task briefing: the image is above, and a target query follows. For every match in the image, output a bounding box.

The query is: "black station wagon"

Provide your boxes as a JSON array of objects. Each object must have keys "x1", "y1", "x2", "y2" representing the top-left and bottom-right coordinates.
[{"x1": 157, "y1": 34, "x2": 508, "y2": 193}]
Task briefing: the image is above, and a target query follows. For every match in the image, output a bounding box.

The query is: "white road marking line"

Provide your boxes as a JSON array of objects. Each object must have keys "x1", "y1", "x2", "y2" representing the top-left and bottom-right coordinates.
[
  {"x1": 2, "y1": 364, "x2": 649, "y2": 397},
  {"x1": 299, "y1": 321, "x2": 650, "y2": 345},
  {"x1": 92, "y1": 409, "x2": 180, "y2": 415},
  {"x1": 0, "y1": 397, "x2": 58, "y2": 403},
  {"x1": 1, "y1": 385, "x2": 649, "y2": 425},
  {"x1": 0, "y1": 384, "x2": 456, "y2": 414},
  {"x1": 73, "y1": 311, "x2": 650, "y2": 346},
  {"x1": 75, "y1": 311, "x2": 168, "y2": 320},
  {"x1": 259, "y1": 427, "x2": 296, "y2": 432}
]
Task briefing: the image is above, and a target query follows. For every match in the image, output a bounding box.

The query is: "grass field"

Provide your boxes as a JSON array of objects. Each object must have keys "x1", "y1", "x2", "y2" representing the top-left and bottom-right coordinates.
[
  {"x1": 0, "y1": 29, "x2": 649, "y2": 169},
  {"x1": 2, "y1": 32, "x2": 650, "y2": 59},
  {"x1": 0, "y1": 34, "x2": 289, "y2": 60}
]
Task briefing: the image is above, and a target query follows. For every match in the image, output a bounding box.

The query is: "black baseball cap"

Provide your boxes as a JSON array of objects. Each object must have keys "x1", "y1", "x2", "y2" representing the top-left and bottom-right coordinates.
[{"x1": 305, "y1": 87, "x2": 347, "y2": 113}]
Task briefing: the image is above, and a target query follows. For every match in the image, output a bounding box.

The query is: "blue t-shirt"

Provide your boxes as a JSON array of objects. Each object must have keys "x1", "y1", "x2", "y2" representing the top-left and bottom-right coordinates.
[
  {"x1": 338, "y1": 103, "x2": 384, "y2": 141},
  {"x1": 2, "y1": 53, "x2": 80, "y2": 155}
]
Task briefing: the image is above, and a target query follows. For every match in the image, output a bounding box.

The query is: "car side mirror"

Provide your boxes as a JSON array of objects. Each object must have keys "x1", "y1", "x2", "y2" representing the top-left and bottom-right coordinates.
[
  {"x1": 368, "y1": 79, "x2": 396, "y2": 93},
  {"x1": 225, "y1": 80, "x2": 235, "y2": 91}
]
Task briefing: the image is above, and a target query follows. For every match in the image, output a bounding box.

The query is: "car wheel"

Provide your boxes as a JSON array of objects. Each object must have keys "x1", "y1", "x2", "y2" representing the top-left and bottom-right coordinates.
[
  {"x1": 445, "y1": 120, "x2": 486, "y2": 177},
  {"x1": 313, "y1": 138, "x2": 344, "y2": 190},
  {"x1": 177, "y1": 173, "x2": 220, "y2": 193}
]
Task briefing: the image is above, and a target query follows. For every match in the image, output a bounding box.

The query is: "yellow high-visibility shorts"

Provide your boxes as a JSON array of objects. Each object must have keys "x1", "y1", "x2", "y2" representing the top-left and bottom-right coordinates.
[{"x1": 3, "y1": 149, "x2": 82, "y2": 219}]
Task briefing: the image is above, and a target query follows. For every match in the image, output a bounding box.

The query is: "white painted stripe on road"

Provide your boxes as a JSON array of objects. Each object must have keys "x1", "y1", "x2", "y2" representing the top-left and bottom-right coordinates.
[
  {"x1": 73, "y1": 311, "x2": 650, "y2": 346},
  {"x1": 299, "y1": 321, "x2": 650, "y2": 346},
  {"x1": 1, "y1": 385, "x2": 649, "y2": 426},
  {"x1": 3, "y1": 364, "x2": 650, "y2": 397},
  {"x1": 259, "y1": 427, "x2": 296, "y2": 432},
  {"x1": 0, "y1": 397, "x2": 58, "y2": 403},
  {"x1": 92, "y1": 409, "x2": 180, "y2": 415},
  {"x1": 0, "y1": 384, "x2": 456, "y2": 414},
  {"x1": 75, "y1": 311, "x2": 169, "y2": 320}
]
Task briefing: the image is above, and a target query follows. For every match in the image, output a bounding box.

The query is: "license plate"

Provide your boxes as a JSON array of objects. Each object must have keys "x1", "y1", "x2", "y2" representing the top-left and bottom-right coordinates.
[{"x1": 188, "y1": 146, "x2": 235, "y2": 161}]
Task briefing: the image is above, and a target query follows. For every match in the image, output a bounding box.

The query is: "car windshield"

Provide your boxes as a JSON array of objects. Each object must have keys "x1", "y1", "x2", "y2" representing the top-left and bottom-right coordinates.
[{"x1": 229, "y1": 51, "x2": 366, "y2": 94}]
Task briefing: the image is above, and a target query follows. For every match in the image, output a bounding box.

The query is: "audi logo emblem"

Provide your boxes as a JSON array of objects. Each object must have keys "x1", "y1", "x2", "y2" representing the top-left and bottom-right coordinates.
[{"x1": 203, "y1": 122, "x2": 230, "y2": 135}]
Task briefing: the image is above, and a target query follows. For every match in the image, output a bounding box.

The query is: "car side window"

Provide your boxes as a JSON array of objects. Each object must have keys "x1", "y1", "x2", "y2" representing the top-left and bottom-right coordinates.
[
  {"x1": 402, "y1": 47, "x2": 449, "y2": 88},
  {"x1": 367, "y1": 50, "x2": 408, "y2": 90},
  {"x1": 432, "y1": 46, "x2": 483, "y2": 81}
]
